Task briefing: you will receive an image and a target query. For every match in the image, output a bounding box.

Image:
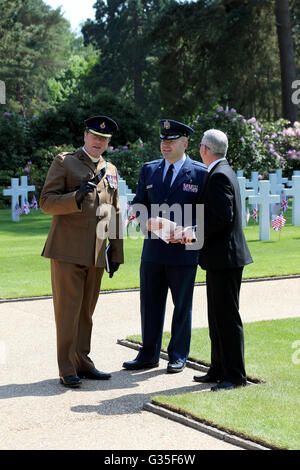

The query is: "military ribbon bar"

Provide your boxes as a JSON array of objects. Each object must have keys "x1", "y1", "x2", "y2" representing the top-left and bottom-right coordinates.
[{"x1": 183, "y1": 183, "x2": 198, "y2": 193}]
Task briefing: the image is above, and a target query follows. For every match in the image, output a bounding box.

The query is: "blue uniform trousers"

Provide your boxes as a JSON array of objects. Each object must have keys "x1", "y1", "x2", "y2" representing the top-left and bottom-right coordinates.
[{"x1": 137, "y1": 261, "x2": 197, "y2": 364}]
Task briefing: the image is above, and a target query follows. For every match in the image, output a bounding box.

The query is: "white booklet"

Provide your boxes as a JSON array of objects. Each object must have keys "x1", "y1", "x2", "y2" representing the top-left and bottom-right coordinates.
[{"x1": 150, "y1": 217, "x2": 178, "y2": 244}]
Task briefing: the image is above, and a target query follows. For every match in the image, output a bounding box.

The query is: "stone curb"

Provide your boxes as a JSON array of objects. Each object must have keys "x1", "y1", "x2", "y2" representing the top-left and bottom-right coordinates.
[
  {"x1": 119, "y1": 339, "x2": 272, "y2": 450},
  {"x1": 143, "y1": 402, "x2": 273, "y2": 451},
  {"x1": 118, "y1": 338, "x2": 209, "y2": 373},
  {"x1": 1, "y1": 274, "x2": 299, "y2": 303}
]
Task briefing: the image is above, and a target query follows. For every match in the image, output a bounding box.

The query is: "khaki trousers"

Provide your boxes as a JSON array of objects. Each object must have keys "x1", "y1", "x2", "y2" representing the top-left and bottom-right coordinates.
[{"x1": 50, "y1": 259, "x2": 104, "y2": 377}]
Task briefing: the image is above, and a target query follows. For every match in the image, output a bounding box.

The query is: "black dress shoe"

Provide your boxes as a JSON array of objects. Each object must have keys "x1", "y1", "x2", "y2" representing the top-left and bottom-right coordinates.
[
  {"x1": 60, "y1": 375, "x2": 82, "y2": 388},
  {"x1": 167, "y1": 360, "x2": 186, "y2": 373},
  {"x1": 193, "y1": 373, "x2": 220, "y2": 383},
  {"x1": 77, "y1": 368, "x2": 111, "y2": 380},
  {"x1": 211, "y1": 380, "x2": 246, "y2": 392},
  {"x1": 122, "y1": 359, "x2": 159, "y2": 370}
]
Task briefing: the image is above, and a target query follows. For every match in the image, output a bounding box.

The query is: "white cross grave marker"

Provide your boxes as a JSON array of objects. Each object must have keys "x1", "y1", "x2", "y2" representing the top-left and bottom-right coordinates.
[
  {"x1": 2, "y1": 176, "x2": 35, "y2": 222},
  {"x1": 269, "y1": 173, "x2": 284, "y2": 214},
  {"x1": 286, "y1": 170, "x2": 300, "y2": 188},
  {"x1": 237, "y1": 177, "x2": 255, "y2": 228},
  {"x1": 246, "y1": 171, "x2": 259, "y2": 194},
  {"x1": 276, "y1": 169, "x2": 288, "y2": 186},
  {"x1": 248, "y1": 180, "x2": 280, "y2": 240},
  {"x1": 117, "y1": 175, "x2": 136, "y2": 224},
  {"x1": 269, "y1": 173, "x2": 284, "y2": 195},
  {"x1": 283, "y1": 175, "x2": 300, "y2": 226}
]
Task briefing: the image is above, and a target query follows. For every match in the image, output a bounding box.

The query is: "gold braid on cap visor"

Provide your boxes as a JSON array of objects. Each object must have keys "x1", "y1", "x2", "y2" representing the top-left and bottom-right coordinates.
[{"x1": 89, "y1": 128, "x2": 112, "y2": 138}]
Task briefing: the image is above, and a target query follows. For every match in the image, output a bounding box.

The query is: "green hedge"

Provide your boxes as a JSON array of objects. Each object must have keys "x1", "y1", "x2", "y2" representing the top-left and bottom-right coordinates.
[{"x1": 1, "y1": 106, "x2": 300, "y2": 208}]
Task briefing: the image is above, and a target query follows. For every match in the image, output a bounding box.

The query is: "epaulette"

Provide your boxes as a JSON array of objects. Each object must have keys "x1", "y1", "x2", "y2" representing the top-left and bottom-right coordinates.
[
  {"x1": 192, "y1": 160, "x2": 207, "y2": 170},
  {"x1": 144, "y1": 159, "x2": 162, "y2": 165},
  {"x1": 54, "y1": 152, "x2": 70, "y2": 162}
]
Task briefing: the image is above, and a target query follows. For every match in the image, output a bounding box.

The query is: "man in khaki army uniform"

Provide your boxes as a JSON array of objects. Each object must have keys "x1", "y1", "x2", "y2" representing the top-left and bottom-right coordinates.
[{"x1": 40, "y1": 115, "x2": 124, "y2": 388}]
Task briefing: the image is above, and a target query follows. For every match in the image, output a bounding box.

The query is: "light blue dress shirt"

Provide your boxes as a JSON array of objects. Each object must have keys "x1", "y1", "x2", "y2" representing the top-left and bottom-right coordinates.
[{"x1": 163, "y1": 154, "x2": 186, "y2": 186}]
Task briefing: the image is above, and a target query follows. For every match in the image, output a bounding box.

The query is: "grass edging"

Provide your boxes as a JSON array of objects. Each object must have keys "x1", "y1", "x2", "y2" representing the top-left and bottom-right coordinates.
[
  {"x1": 119, "y1": 338, "x2": 287, "y2": 450},
  {"x1": 1, "y1": 273, "x2": 299, "y2": 302},
  {"x1": 143, "y1": 401, "x2": 283, "y2": 451}
]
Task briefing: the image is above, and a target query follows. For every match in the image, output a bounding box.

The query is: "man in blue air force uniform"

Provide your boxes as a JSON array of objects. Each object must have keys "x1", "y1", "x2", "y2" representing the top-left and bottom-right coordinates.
[{"x1": 123, "y1": 119, "x2": 207, "y2": 373}]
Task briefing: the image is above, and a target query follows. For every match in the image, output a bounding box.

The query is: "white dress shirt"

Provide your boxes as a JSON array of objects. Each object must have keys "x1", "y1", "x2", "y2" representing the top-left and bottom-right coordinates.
[
  {"x1": 207, "y1": 157, "x2": 226, "y2": 173},
  {"x1": 82, "y1": 146, "x2": 100, "y2": 163}
]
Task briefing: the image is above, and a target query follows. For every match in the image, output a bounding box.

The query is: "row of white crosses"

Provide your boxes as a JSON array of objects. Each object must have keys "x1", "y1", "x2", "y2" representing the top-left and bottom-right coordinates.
[
  {"x1": 237, "y1": 170, "x2": 300, "y2": 240},
  {"x1": 2, "y1": 171, "x2": 299, "y2": 242},
  {"x1": 3, "y1": 174, "x2": 135, "y2": 224},
  {"x1": 117, "y1": 175, "x2": 135, "y2": 223},
  {"x1": 2, "y1": 176, "x2": 35, "y2": 222}
]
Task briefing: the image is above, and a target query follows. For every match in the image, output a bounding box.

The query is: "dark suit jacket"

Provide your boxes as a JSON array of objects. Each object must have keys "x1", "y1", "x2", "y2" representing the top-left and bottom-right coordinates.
[
  {"x1": 198, "y1": 159, "x2": 253, "y2": 270},
  {"x1": 132, "y1": 155, "x2": 207, "y2": 265}
]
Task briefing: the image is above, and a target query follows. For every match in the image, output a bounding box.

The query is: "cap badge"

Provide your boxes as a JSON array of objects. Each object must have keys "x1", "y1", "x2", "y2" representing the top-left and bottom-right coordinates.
[
  {"x1": 100, "y1": 122, "x2": 106, "y2": 129},
  {"x1": 164, "y1": 120, "x2": 170, "y2": 129}
]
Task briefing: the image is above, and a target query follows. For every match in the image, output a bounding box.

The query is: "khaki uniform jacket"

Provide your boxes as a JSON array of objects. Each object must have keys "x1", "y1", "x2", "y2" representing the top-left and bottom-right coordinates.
[{"x1": 40, "y1": 148, "x2": 124, "y2": 267}]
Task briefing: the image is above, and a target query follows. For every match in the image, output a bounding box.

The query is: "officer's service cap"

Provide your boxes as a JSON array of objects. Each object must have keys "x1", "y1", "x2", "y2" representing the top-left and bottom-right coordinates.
[
  {"x1": 84, "y1": 115, "x2": 118, "y2": 138},
  {"x1": 159, "y1": 119, "x2": 194, "y2": 140}
]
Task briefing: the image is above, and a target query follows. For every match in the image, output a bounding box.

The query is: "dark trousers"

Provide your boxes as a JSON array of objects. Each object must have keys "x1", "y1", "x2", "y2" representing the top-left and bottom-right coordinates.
[
  {"x1": 137, "y1": 261, "x2": 197, "y2": 363},
  {"x1": 206, "y1": 267, "x2": 246, "y2": 384},
  {"x1": 51, "y1": 259, "x2": 104, "y2": 377}
]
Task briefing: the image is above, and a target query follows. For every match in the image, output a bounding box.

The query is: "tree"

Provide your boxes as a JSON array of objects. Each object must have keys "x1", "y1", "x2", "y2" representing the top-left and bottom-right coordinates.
[
  {"x1": 48, "y1": 38, "x2": 99, "y2": 106},
  {"x1": 82, "y1": 0, "x2": 173, "y2": 116},
  {"x1": 0, "y1": 0, "x2": 72, "y2": 117},
  {"x1": 275, "y1": 0, "x2": 298, "y2": 123},
  {"x1": 151, "y1": 0, "x2": 294, "y2": 121}
]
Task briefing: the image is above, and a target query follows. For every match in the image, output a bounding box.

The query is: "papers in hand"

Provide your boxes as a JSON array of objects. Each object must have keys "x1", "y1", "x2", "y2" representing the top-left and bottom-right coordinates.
[{"x1": 150, "y1": 217, "x2": 177, "y2": 243}]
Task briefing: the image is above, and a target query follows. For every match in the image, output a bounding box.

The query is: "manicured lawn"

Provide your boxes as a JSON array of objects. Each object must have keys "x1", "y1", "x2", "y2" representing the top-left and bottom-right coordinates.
[
  {"x1": 151, "y1": 318, "x2": 300, "y2": 450},
  {"x1": 1, "y1": 208, "x2": 299, "y2": 449},
  {"x1": 0, "y1": 207, "x2": 299, "y2": 298}
]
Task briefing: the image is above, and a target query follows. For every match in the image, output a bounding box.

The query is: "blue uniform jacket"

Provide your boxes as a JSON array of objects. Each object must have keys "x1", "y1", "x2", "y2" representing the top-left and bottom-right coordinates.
[{"x1": 132, "y1": 155, "x2": 207, "y2": 265}]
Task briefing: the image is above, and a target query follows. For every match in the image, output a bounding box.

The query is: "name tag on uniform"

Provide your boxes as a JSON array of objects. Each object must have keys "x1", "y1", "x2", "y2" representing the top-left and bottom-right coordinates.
[
  {"x1": 146, "y1": 184, "x2": 153, "y2": 189},
  {"x1": 183, "y1": 183, "x2": 198, "y2": 193},
  {"x1": 106, "y1": 174, "x2": 118, "y2": 189}
]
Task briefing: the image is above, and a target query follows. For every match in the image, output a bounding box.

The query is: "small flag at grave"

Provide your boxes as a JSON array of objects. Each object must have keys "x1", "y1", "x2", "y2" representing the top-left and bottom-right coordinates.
[
  {"x1": 281, "y1": 197, "x2": 289, "y2": 213},
  {"x1": 30, "y1": 195, "x2": 38, "y2": 210},
  {"x1": 13, "y1": 203, "x2": 23, "y2": 217},
  {"x1": 271, "y1": 213, "x2": 286, "y2": 232},
  {"x1": 23, "y1": 198, "x2": 30, "y2": 215},
  {"x1": 125, "y1": 201, "x2": 139, "y2": 235},
  {"x1": 252, "y1": 206, "x2": 258, "y2": 221}
]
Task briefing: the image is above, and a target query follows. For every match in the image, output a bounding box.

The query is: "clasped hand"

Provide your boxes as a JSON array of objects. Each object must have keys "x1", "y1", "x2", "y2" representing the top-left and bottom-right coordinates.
[
  {"x1": 147, "y1": 218, "x2": 195, "y2": 244},
  {"x1": 166, "y1": 226, "x2": 195, "y2": 245}
]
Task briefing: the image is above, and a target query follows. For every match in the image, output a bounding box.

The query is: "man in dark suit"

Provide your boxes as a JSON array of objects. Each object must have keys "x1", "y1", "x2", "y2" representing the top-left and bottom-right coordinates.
[
  {"x1": 122, "y1": 119, "x2": 207, "y2": 373},
  {"x1": 189, "y1": 129, "x2": 253, "y2": 390}
]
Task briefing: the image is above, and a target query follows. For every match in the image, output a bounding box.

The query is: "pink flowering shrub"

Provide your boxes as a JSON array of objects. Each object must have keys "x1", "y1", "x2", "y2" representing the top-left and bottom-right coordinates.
[{"x1": 189, "y1": 107, "x2": 300, "y2": 177}]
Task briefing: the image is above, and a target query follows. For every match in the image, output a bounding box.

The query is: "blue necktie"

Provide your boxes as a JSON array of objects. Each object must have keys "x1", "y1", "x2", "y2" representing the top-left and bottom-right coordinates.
[{"x1": 164, "y1": 163, "x2": 174, "y2": 189}]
